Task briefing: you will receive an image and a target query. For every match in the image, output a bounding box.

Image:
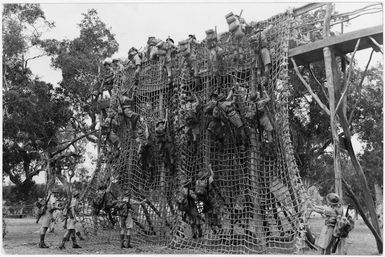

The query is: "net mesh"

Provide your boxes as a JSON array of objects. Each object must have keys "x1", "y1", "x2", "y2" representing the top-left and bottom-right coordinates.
[{"x1": 79, "y1": 10, "x2": 309, "y2": 254}]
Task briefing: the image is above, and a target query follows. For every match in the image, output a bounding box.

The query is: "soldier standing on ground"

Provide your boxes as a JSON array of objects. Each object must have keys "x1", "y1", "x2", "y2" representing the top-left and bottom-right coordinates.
[
  {"x1": 112, "y1": 192, "x2": 145, "y2": 248},
  {"x1": 36, "y1": 187, "x2": 60, "y2": 248},
  {"x1": 59, "y1": 190, "x2": 82, "y2": 249}
]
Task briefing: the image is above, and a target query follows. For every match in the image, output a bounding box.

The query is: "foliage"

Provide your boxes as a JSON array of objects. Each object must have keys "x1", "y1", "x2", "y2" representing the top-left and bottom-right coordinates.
[
  {"x1": 39, "y1": 9, "x2": 119, "y2": 134},
  {"x1": 2, "y1": 182, "x2": 45, "y2": 205},
  {"x1": 289, "y1": 60, "x2": 383, "y2": 205},
  {"x1": 2, "y1": 4, "x2": 74, "y2": 186}
]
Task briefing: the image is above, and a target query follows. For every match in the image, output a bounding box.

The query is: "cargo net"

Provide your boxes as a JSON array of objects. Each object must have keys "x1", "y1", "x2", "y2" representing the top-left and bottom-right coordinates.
[{"x1": 79, "y1": 10, "x2": 308, "y2": 254}]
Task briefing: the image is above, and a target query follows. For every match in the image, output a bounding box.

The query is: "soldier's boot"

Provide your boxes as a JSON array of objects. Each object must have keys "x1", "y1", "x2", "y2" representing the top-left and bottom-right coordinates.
[
  {"x1": 120, "y1": 234, "x2": 126, "y2": 248},
  {"x1": 38, "y1": 234, "x2": 49, "y2": 248},
  {"x1": 126, "y1": 235, "x2": 133, "y2": 248},
  {"x1": 71, "y1": 236, "x2": 82, "y2": 248},
  {"x1": 197, "y1": 225, "x2": 203, "y2": 238},
  {"x1": 76, "y1": 231, "x2": 85, "y2": 241},
  {"x1": 58, "y1": 239, "x2": 66, "y2": 250}
]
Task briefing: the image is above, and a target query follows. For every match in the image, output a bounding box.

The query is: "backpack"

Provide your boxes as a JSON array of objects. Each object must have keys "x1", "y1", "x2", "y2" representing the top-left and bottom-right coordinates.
[
  {"x1": 333, "y1": 215, "x2": 354, "y2": 238},
  {"x1": 195, "y1": 178, "x2": 209, "y2": 197}
]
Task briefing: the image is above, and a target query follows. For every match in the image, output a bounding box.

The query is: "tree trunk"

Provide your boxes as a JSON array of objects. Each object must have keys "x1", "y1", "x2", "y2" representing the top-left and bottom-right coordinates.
[
  {"x1": 323, "y1": 3, "x2": 343, "y2": 199},
  {"x1": 343, "y1": 179, "x2": 383, "y2": 253}
]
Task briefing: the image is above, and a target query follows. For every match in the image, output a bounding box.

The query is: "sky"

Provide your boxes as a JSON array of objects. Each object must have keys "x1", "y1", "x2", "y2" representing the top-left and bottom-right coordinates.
[{"x1": 3, "y1": 1, "x2": 383, "y2": 185}]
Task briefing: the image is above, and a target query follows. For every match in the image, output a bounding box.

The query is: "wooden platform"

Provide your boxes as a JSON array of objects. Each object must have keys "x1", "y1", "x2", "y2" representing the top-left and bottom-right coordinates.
[{"x1": 288, "y1": 25, "x2": 383, "y2": 67}]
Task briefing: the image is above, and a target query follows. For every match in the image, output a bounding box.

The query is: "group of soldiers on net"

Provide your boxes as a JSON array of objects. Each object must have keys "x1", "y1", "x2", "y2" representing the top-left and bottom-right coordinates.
[
  {"x1": 33, "y1": 12, "x2": 278, "y2": 248},
  {"x1": 94, "y1": 12, "x2": 275, "y2": 162}
]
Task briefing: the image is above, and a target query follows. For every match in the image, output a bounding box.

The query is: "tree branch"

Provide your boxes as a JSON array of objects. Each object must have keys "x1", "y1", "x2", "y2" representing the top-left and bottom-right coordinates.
[
  {"x1": 335, "y1": 39, "x2": 360, "y2": 115},
  {"x1": 24, "y1": 54, "x2": 46, "y2": 69},
  {"x1": 51, "y1": 130, "x2": 97, "y2": 157},
  {"x1": 291, "y1": 57, "x2": 331, "y2": 115},
  {"x1": 348, "y1": 49, "x2": 375, "y2": 125}
]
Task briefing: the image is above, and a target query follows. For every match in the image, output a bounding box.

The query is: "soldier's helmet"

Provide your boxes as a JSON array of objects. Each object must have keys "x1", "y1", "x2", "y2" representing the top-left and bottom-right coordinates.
[
  {"x1": 166, "y1": 37, "x2": 174, "y2": 44},
  {"x1": 72, "y1": 190, "x2": 80, "y2": 198},
  {"x1": 326, "y1": 193, "x2": 340, "y2": 205},
  {"x1": 188, "y1": 34, "x2": 196, "y2": 40}
]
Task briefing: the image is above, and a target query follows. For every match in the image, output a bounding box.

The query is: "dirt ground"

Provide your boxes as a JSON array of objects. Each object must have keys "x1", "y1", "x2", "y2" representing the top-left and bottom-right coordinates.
[{"x1": 2, "y1": 216, "x2": 380, "y2": 255}]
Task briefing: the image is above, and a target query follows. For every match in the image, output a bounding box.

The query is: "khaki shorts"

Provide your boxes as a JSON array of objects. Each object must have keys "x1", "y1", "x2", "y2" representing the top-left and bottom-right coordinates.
[
  {"x1": 119, "y1": 214, "x2": 133, "y2": 229},
  {"x1": 67, "y1": 218, "x2": 77, "y2": 230},
  {"x1": 40, "y1": 212, "x2": 53, "y2": 228},
  {"x1": 255, "y1": 48, "x2": 271, "y2": 69},
  {"x1": 259, "y1": 114, "x2": 273, "y2": 131}
]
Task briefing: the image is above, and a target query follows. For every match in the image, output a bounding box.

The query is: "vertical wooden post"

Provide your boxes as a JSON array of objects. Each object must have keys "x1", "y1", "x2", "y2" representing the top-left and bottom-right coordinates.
[{"x1": 323, "y1": 3, "x2": 343, "y2": 198}]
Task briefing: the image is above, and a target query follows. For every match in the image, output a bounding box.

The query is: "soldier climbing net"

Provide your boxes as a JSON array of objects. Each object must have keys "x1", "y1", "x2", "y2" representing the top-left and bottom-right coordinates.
[{"x1": 79, "y1": 8, "x2": 309, "y2": 254}]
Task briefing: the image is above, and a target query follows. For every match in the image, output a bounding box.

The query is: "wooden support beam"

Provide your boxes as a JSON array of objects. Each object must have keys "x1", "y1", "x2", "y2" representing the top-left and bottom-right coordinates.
[
  {"x1": 323, "y1": 3, "x2": 343, "y2": 199},
  {"x1": 368, "y1": 36, "x2": 383, "y2": 54},
  {"x1": 289, "y1": 25, "x2": 383, "y2": 67},
  {"x1": 292, "y1": 3, "x2": 327, "y2": 17}
]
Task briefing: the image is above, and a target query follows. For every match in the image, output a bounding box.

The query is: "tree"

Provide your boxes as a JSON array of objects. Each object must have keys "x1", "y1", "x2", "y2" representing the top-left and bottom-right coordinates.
[
  {"x1": 2, "y1": 4, "x2": 73, "y2": 188},
  {"x1": 39, "y1": 9, "x2": 119, "y2": 138}
]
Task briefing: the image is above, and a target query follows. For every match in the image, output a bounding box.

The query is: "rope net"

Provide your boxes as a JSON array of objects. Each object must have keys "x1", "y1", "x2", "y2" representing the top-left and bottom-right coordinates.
[{"x1": 79, "y1": 9, "x2": 309, "y2": 254}]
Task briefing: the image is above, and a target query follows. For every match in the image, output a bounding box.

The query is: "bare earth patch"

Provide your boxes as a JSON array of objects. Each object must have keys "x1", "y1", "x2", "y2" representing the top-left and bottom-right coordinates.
[{"x1": 2, "y1": 217, "x2": 380, "y2": 254}]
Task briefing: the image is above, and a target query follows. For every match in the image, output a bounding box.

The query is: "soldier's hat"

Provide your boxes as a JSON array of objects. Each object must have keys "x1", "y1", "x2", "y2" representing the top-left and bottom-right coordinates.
[
  {"x1": 156, "y1": 120, "x2": 166, "y2": 127},
  {"x1": 128, "y1": 47, "x2": 138, "y2": 57},
  {"x1": 72, "y1": 190, "x2": 80, "y2": 197},
  {"x1": 326, "y1": 193, "x2": 340, "y2": 205},
  {"x1": 166, "y1": 37, "x2": 174, "y2": 44},
  {"x1": 217, "y1": 93, "x2": 226, "y2": 101},
  {"x1": 112, "y1": 58, "x2": 119, "y2": 63},
  {"x1": 180, "y1": 176, "x2": 191, "y2": 187},
  {"x1": 188, "y1": 34, "x2": 196, "y2": 40},
  {"x1": 197, "y1": 170, "x2": 208, "y2": 180}
]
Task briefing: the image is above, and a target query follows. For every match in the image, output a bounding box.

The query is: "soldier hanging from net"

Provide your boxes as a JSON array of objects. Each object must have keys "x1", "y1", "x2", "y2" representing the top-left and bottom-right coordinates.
[
  {"x1": 195, "y1": 164, "x2": 221, "y2": 233},
  {"x1": 249, "y1": 85, "x2": 273, "y2": 143},
  {"x1": 176, "y1": 176, "x2": 203, "y2": 239},
  {"x1": 250, "y1": 24, "x2": 273, "y2": 85},
  {"x1": 93, "y1": 58, "x2": 114, "y2": 99},
  {"x1": 217, "y1": 86, "x2": 248, "y2": 150},
  {"x1": 112, "y1": 191, "x2": 145, "y2": 248},
  {"x1": 178, "y1": 93, "x2": 202, "y2": 147},
  {"x1": 118, "y1": 86, "x2": 140, "y2": 136},
  {"x1": 205, "y1": 29, "x2": 224, "y2": 77},
  {"x1": 101, "y1": 107, "x2": 121, "y2": 149},
  {"x1": 178, "y1": 34, "x2": 199, "y2": 78},
  {"x1": 155, "y1": 110, "x2": 175, "y2": 169},
  {"x1": 225, "y1": 11, "x2": 248, "y2": 61},
  {"x1": 204, "y1": 91, "x2": 226, "y2": 148},
  {"x1": 127, "y1": 47, "x2": 142, "y2": 86},
  {"x1": 146, "y1": 36, "x2": 161, "y2": 61},
  {"x1": 135, "y1": 116, "x2": 154, "y2": 170},
  {"x1": 156, "y1": 37, "x2": 177, "y2": 85},
  {"x1": 91, "y1": 178, "x2": 117, "y2": 230}
]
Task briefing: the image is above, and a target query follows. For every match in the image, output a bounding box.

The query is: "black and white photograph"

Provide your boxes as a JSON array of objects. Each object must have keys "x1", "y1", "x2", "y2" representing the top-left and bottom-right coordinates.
[{"x1": 2, "y1": 1, "x2": 383, "y2": 255}]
